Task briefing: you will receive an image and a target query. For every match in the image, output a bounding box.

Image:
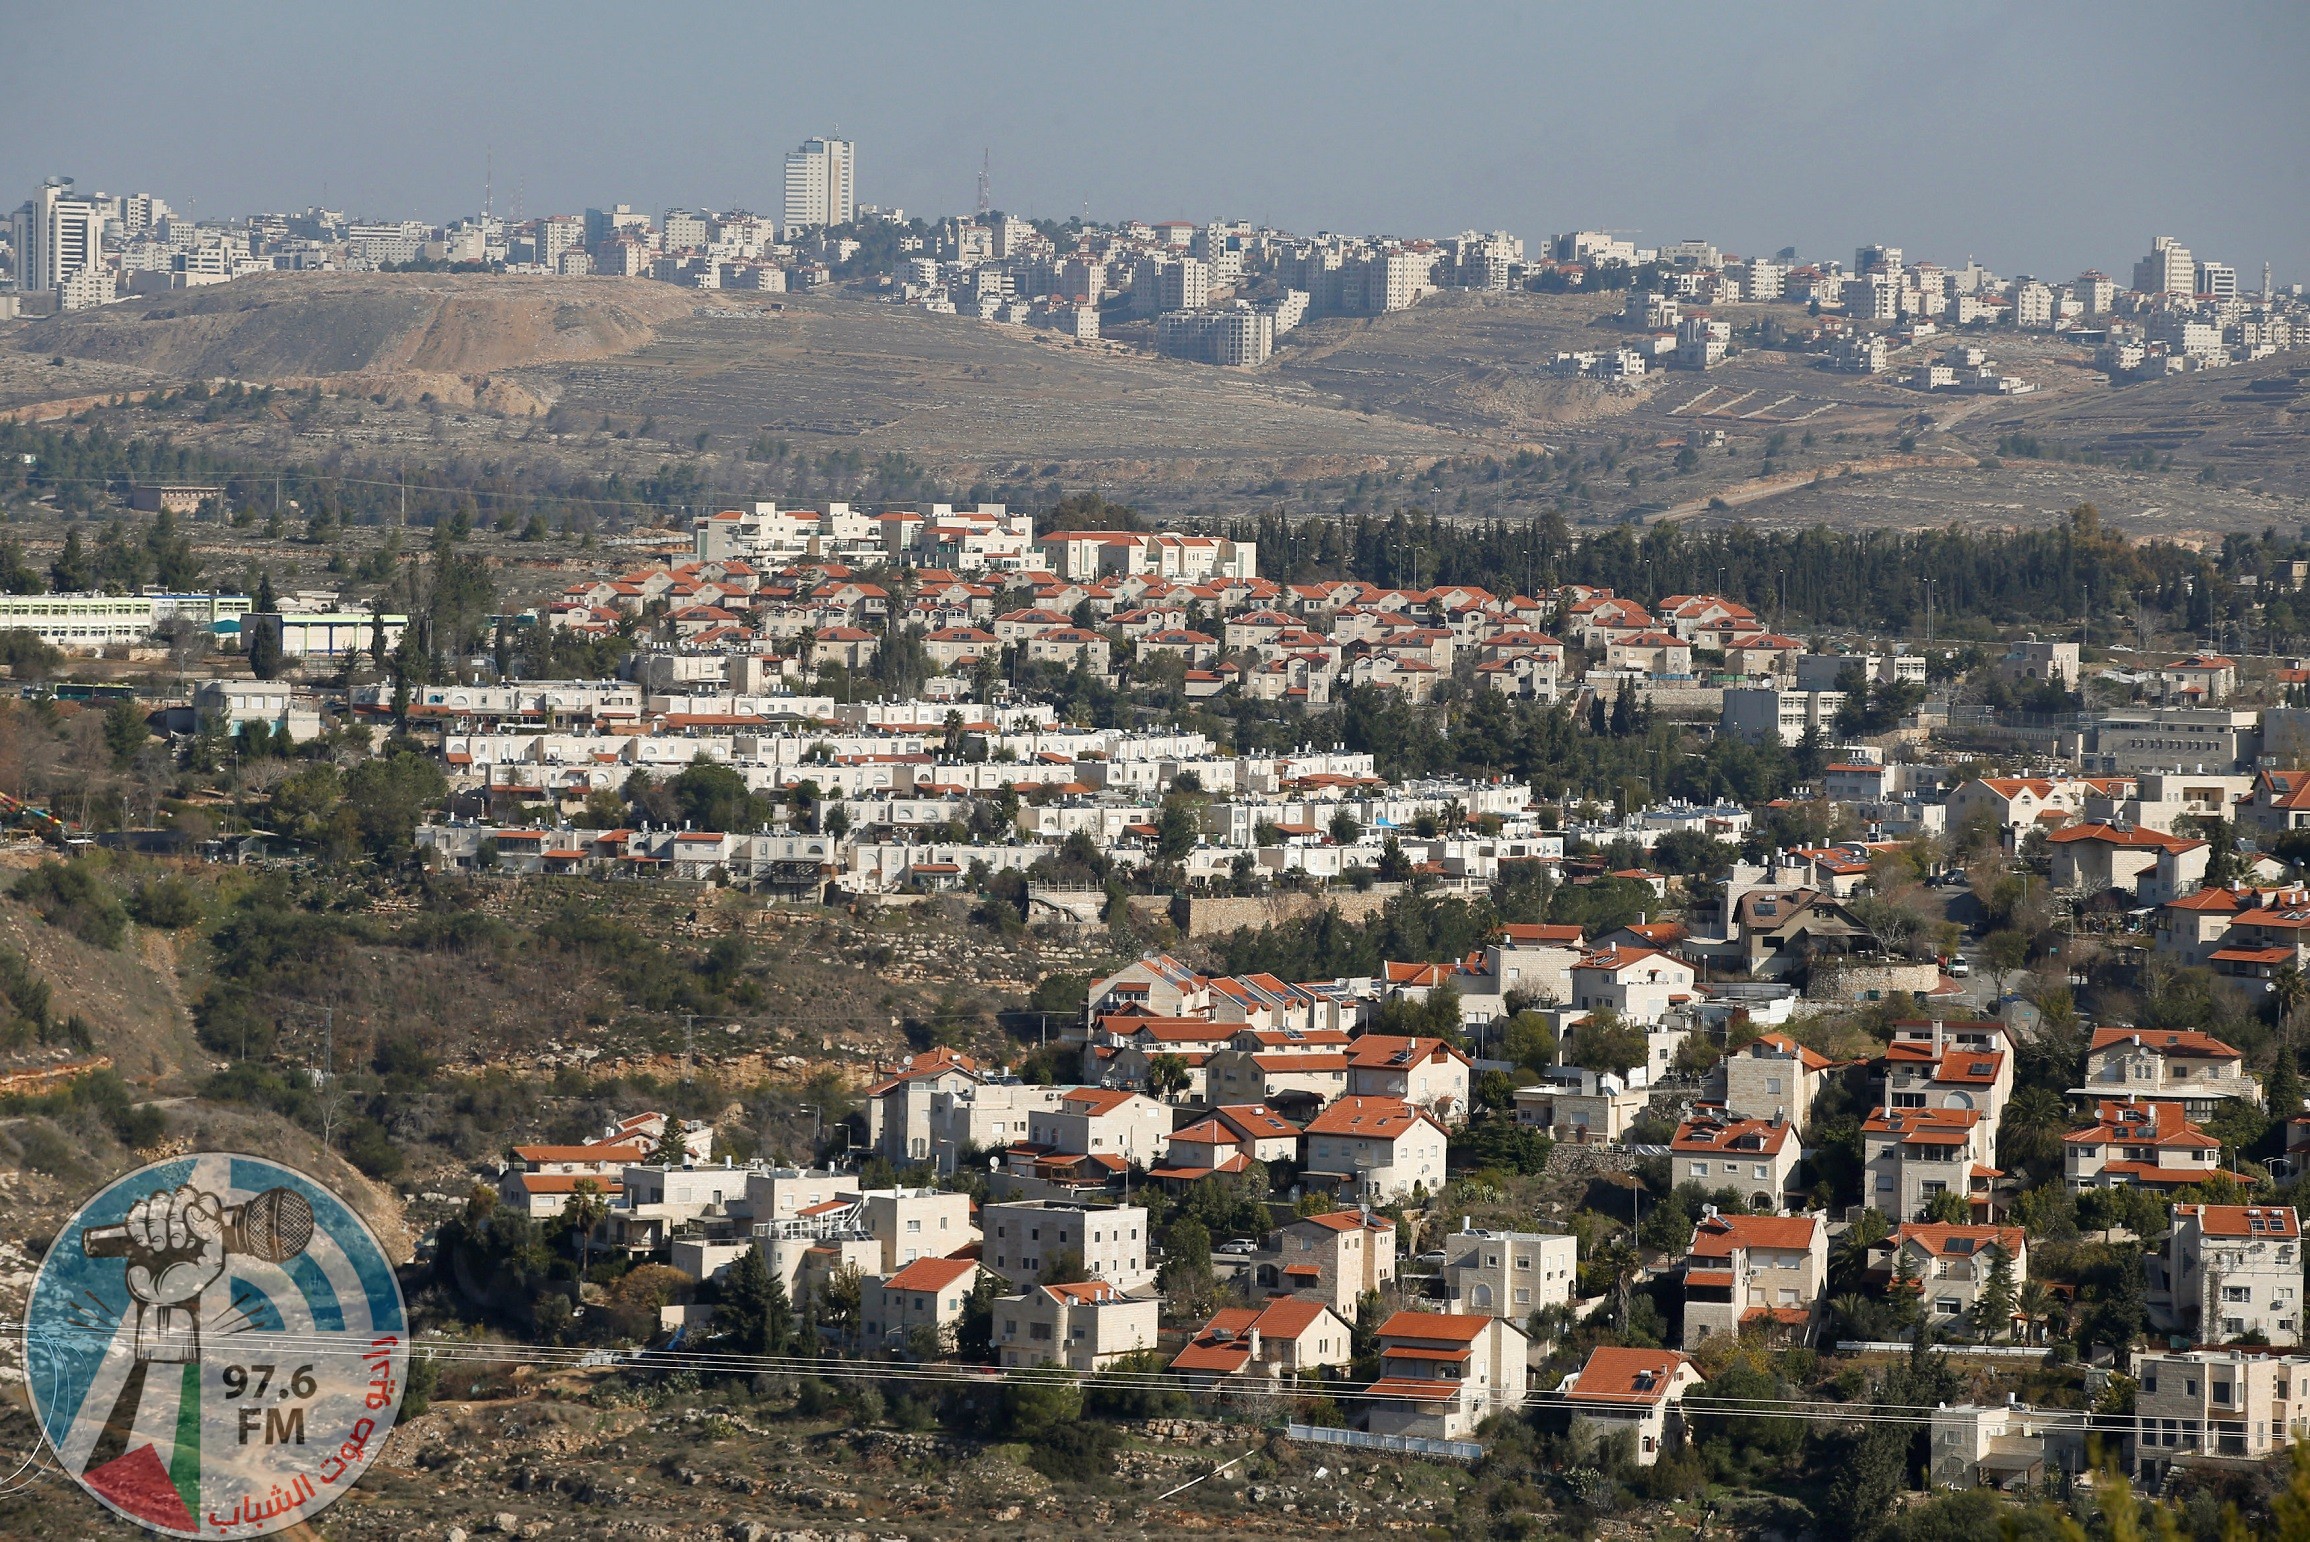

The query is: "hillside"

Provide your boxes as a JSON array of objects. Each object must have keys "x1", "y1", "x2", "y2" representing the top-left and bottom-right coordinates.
[{"x1": 2, "y1": 274, "x2": 2305, "y2": 534}]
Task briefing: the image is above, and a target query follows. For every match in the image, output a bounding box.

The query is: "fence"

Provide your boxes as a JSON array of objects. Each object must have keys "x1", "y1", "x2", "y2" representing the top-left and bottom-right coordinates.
[
  {"x1": 1836, "y1": 1340, "x2": 2052, "y2": 1361},
  {"x1": 1284, "y1": 1423, "x2": 1485, "y2": 1463}
]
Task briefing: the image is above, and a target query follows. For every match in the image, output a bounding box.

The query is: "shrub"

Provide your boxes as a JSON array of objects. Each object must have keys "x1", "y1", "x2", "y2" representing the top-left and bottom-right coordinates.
[{"x1": 11, "y1": 860, "x2": 127, "y2": 948}]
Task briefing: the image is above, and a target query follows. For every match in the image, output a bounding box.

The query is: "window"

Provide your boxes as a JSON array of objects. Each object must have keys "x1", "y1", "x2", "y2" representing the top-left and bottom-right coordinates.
[
  {"x1": 1766, "y1": 1077, "x2": 1783, "y2": 1095},
  {"x1": 1691, "y1": 1162, "x2": 1709, "y2": 1178},
  {"x1": 1754, "y1": 1165, "x2": 1769, "y2": 1180},
  {"x1": 1936, "y1": 1297, "x2": 1961, "y2": 1315},
  {"x1": 2224, "y1": 1286, "x2": 2253, "y2": 1302}
]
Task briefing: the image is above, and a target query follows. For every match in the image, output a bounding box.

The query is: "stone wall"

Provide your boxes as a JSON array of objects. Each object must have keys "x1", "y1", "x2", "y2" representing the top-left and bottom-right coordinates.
[{"x1": 1167, "y1": 887, "x2": 1400, "y2": 938}]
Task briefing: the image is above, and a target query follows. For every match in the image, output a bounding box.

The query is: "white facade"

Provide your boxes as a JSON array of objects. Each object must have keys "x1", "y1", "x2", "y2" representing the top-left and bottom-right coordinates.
[
  {"x1": 783, "y1": 137, "x2": 856, "y2": 231},
  {"x1": 980, "y1": 1200, "x2": 1152, "y2": 1291}
]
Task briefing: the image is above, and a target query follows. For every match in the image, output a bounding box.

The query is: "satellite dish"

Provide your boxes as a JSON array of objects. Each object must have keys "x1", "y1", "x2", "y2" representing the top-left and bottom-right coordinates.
[{"x1": 989, "y1": 1153, "x2": 1001, "y2": 1171}]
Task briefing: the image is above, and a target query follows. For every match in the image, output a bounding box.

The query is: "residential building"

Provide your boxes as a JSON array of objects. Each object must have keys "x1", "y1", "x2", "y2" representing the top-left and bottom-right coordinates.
[
  {"x1": 1671, "y1": 1113, "x2": 1800, "y2": 1210},
  {"x1": 854, "y1": 1186, "x2": 975, "y2": 1272},
  {"x1": 1557, "y1": 1346, "x2": 1705, "y2": 1465},
  {"x1": 13, "y1": 179, "x2": 105, "y2": 294},
  {"x1": 1438, "y1": 1227, "x2": 1578, "y2": 1320},
  {"x1": 1680, "y1": 1211, "x2": 1829, "y2": 1346},
  {"x1": 1365, "y1": 1312, "x2": 1530, "y2": 1441},
  {"x1": 1248, "y1": 1210, "x2": 1397, "y2": 1314},
  {"x1": 1025, "y1": 1086, "x2": 1171, "y2": 1166},
  {"x1": 979, "y1": 1200, "x2": 1152, "y2": 1291},
  {"x1": 862, "y1": 1257, "x2": 982, "y2": 1352},
  {"x1": 1722, "y1": 687, "x2": 1847, "y2": 747},
  {"x1": 2064, "y1": 1098, "x2": 2223, "y2": 1191},
  {"x1": 993, "y1": 1279, "x2": 1158, "y2": 1371},
  {"x1": 2152, "y1": 1205, "x2": 2303, "y2": 1346},
  {"x1": 2133, "y1": 1349, "x2": 2310, "y2": 1485},
  {"x1": 2076, "y1": 1028, "x2": 2257, "y2": 1119},
  {"x1": 1930, "y1": 1402, "x2": 2079, "y2": 1490},
  {"x1": 1169, "y1": 1297, "x2": 1355, "y2": 1385},
  {"x1": 864, "y1": 1048, "x2": 984, "y2": 1162},
  {"x1": 1344, "y1": 1035, "x2": 1473, "y2": 1122},
  {"x1": 1722, "y1": 1032, "x2": 1837, "y2": 1129},
  {"x1": 2133, "y1": 236, "x2": 2194, "y2": 296},
  {"x1": 1883, "y1": 1018, "x2": 2014, "y2": 1128},
  {"x1": 1888, "y1": 1223, "x2": 2028, "y2": 1328},
  {"x1": 1303, "y1": 1096, "x2": 1450, "y2": 1202},
  {"x1": 1512, "y1": 1065, "x2": 1650, "y2": 1143},
  {"x1": 1863, "y1": 1106, "x2": 1996, "y2": 1221},
  {"x1": 2046, "y1": 823, "x2": 2209, "y2": 901},
  {"x1": 1568, "y1": 945, "x2": 1696, "y2": 1025}
]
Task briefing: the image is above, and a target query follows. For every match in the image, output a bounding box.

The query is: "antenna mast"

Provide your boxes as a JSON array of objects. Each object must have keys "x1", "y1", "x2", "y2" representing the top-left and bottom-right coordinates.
[{"x1": 976, "y1": 149, "x2": 991, "y2": 219}]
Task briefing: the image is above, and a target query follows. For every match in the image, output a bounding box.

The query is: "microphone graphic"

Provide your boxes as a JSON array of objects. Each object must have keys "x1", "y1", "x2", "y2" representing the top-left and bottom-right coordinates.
[{"x1": 82, "y1": 1186, "x2": 316, "y2": 1263}]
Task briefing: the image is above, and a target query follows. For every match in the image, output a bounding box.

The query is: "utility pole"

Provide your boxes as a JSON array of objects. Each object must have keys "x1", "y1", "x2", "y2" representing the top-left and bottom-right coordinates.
[{"x1": 681, "y1": 1011, "x2": 696, "y2": 1080}]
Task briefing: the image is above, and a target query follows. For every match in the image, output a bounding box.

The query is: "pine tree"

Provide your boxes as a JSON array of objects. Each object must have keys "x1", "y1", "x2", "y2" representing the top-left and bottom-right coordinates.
[
  {"x1": 49, "y1": 527, "x2": 90, "y2": 592},
  {"x1": 651, "y1": 1118, "x2": 690, "y2": 1167},
  {"x1": 1972, "y1": 1242, "x2": 2017, "y2": 1340}
]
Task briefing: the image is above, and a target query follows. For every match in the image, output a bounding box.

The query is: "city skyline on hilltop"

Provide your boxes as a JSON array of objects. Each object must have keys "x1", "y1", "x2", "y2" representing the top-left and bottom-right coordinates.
[{"x1": 3, "y1": 2, "x2": 2307, "y2": 285}]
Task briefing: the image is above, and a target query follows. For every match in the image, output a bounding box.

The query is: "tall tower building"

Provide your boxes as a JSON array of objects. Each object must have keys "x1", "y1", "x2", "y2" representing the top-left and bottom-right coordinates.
[
  {"x1": 11, "y1": 178, "x2": 105, "y2": 293},
  {"x1": 782, "y1": 137, "x2": 856, "y2": 233},
  {"x1": 2131, "y1": 236, "x2": 2194, "y2": 296}
]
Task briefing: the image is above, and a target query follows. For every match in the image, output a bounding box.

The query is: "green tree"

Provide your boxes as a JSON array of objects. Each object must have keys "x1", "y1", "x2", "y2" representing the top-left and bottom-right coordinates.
[
  {"x1": 1971, "y1": 1243, "x2": 2017, "y2": 1340},
  {"x1": 1921, "y1": 1189, "x2": 1971, "y2": 1226},
  {"x1": 102, "y1": 697, "x2": 151, "y2": 768},
  {"x1": 343, "y1": 752, "x2": 447, "y2": 860},
  {"x1": 1501, "y1": 1010, "x2": 1558, "y2": 1072},
  {"x1": 49, "y1": 527, "x2": 91, "y2": 592},
  {"x1": 1154, "y1": 800, "x2": 1200, "y2": 863},
  {"x1": 714, "y1": 1247, "x2": 793, "y2": 1355},
  {"x1": 563, "y1": 1177, "x2": 609, "y2": 1278},
  {"x1": 247, "y1": 572, "x2": 283, "y2": 680},
  {"x1": 1563, "y1": 1007, "x2": 1647, "y2": 1077},
  {"x1": 652, "y1": 1118, "x2": 691, "y2": 1166},
  {"x1": 1145, "y1": 1052, "x2": 1191, "y2": 1101}
]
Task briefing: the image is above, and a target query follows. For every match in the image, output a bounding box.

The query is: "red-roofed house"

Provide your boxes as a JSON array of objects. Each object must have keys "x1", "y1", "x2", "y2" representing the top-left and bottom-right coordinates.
[
  {"x1": 1722, "y1": 1032, "x2": 1839, "y2": 1129},
  {"x1": 1345, "y1": 1035, "x2": 1473, "y2": 1123},
  {"x1": 1557, "y1": 1346, "x2": 1705, "y2": 1464},
  {"x1": 1884, "y1": 1018, "x2": 2015, "y2": 1127},
  {"x1": 2155, "y1": 1204, "x2": 2304, "y2": 1345},
  {"x1": 1156, "y1": 1104, "x2": 1303, "y2": 1175},
  {"x1": 1169, "y1": 1297, "x2": 1354, "y2": 1384},
  {"x1": 863, "y1": 1257, "x2": 984, "y2": 1353},
  {"x1": 1680, "y1": 1210, "x2": 1829, "y2": 1346},
  {"x1": 1366, "y1": 1311, "x2": 1530, "y2": 1440},
  {"x1": 1303, "y1": 1097, "x2": 1450, "y2": 1202},
  {"x1": 2154, "y1": 885, "x2": 2256, "y2": 966},
  {"x1": 1885, "y1": 1224, "x2": 2028, "y2": 1329},
  {"x1": 1027, "y1": 1087, "x2": 1171, "y2": 1167},
  {"x1": 1863, "y1": 1106, "x2": 1997, "y2": 1221},
  {"x1": 2046, "y1": 822, "x2": 2209, "y2": 900},
  {"x1": 2064, "y1": 1098, "x2": 2223, "y2": 1191},
  {"x1": 1251, "y1": 1210, "x2": 1398, "y2": 1314},
  {"x1": 1671, "y1": 1113, "x2": 1799, "y2": 1211},
  {"x1": 2078, "y1": 1027, "x2": 2258, "y2": 1119},
  {"x1": 2157, "y1": 655, "x2": 2237, "y2": 704},
  {"x1": 1569, "y1": 945, "x2": 1697, "y2": 1025}
]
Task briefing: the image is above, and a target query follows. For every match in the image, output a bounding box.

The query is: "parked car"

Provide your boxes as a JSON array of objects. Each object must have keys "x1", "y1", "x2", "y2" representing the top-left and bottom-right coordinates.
[
  {"x1": 1947, "y1": 957, "x2": 1972, "y2": 978},
  {"x1": 1414, "y1": 1249, "x2": 1447, "y2": 1266},
  {"x1": 1216, "y1": 1238, "x2": 1257, "y2": 1255}
]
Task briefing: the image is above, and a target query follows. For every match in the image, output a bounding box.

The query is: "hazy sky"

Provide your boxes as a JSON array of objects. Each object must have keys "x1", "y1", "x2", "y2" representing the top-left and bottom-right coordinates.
[{"x1": 10, "y1": 1, "x2": 2308, "y2": 281}]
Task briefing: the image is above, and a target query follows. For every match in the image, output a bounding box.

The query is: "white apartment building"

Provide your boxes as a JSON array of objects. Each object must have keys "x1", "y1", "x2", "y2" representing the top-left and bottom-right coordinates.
[
  {"x1": 1568, "y1": 945, "x2": 1697, "y2": 1026},
  {"x1": 1671, "y1": 1113, "x2": 1800, "y2": 1210},
  {"x1": 1025, "y1": 1087, "x2": 1170, "y2": 1166},
  {"x1": 783, "y1": 137, "x2": 856, "y2": 231},
  {"x1": 993, "y1": 1280, "x2": 1158, "y2": 1371},
  {"x1": 2152, "y1": 1205, "x2": 2303, "y2": 1346},
  {"x1": 979, "y1": 1200, "x2": 1152, "y2": 1291},
  {"x1": 1722, "y1": 1033, "x2": 1838, "y2": 1129},
  {"x1": 1302, "y1": 1097, "x2": 1450, "y2": 1202},
  {"x1": 1438, "y1": 1227, "x2": 1578, "y2": 1319},
  {"x1": 1722, "y1": 688, "x2": 1848, "y2": 747},
  {"x1": 12, "y1": 179, "x2": 104, "y2": 294}
]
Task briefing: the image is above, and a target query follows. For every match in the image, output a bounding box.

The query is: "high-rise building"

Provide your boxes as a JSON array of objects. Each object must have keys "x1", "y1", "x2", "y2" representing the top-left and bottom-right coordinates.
[
  {"x1": 2132, "y1": 236, "x2": 2194, "y2": 296},
  {"x1": 11, "y1": 178, "x2": 105, "y2": 293},
  {"x1": 782, "y1": 137, "x2": 856, "y2": 232},
  {"x1": 2196, "y1": 261, "x2": 2237, "y2": 301}
]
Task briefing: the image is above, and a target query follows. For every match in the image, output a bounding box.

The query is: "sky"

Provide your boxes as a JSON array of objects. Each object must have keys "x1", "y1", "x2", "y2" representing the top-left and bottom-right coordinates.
[{"x1": 9, "y1": 0, "x2": 2309, "y2": 283}]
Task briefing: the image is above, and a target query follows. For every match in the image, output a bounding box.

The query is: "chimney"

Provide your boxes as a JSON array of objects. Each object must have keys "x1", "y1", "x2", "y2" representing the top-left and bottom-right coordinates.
[
  {"x1": 1247, "y1": 1327, "x2": 1262, "y2": 1360},
  {"x1": 1931, "y1": 1019, "x2": 1946, "y2": 1054}
]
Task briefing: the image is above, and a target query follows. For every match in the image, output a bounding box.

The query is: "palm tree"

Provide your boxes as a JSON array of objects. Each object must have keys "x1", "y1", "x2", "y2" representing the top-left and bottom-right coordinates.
[
  {"x1": 565, "y1": 1177, "x2": 609, "y2": 1280},
  {"x1": 2017, "y1": 1280, "x2": 2057, "y2": 1346},
  {"x1": 1831, "y1": 1208, "x2": 1890, "y2": 1293}
]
